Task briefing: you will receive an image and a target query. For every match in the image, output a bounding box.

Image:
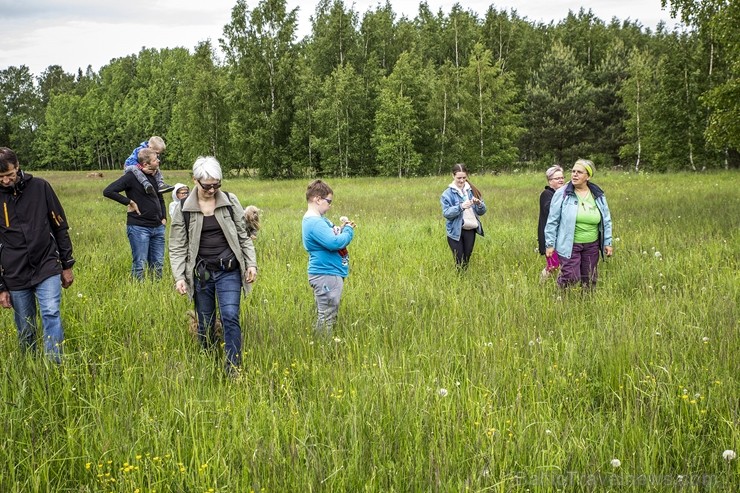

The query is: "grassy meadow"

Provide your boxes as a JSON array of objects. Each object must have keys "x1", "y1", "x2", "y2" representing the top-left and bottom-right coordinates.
[{"x1": 1, "y1": 169, "x2": 738, "y2": 492}]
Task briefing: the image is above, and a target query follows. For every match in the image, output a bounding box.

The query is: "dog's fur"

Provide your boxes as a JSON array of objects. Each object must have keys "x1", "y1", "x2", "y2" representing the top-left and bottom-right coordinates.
[
  {"x1": 244, "y1": 205, "x2": 261, "y2": 240},
  {"x1": 186, "y1": 310, "x2": 223, "y2": 340}
]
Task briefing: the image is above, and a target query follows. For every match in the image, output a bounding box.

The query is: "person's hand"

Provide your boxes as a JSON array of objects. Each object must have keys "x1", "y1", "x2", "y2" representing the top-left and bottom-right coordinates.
[
  {"x1": 127, "y1": 201, "x2": 141, "y2": 215},
  {"x1": 472, "y1": 197, "x2": 482, "y2": 205},
  {"x1": 61, "y1": 268, "x2": 74, "y2": 289},
  {"x1": 461, "y1": 199, "x2": 473, "y2": 210},
  {"x1": 605, "y1": 246, "x2": 614, "y2": 257},
  {"x1": 175, "y1": 280, "x2": 188, "y2": 295},
  {"x1": 545, "y1": 247, "x2": 555, "y2": 258},
  {"x1": 0, "y1": 291, "x2": 11, "y2": 309},
  {"x1": 161, "y1": 218, "x2": 167, "y2": 225},
  {"x1": 339, "y1": 216, "x2": 356, "y2": 228},
  {"x1": 244, "y1": 267, "x2": 257, "y2": 284}
]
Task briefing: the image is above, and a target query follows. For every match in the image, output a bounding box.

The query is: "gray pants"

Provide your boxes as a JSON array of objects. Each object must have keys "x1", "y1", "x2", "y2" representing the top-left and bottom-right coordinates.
[{"x1": 308, "y1": 274, "x2": 344, "y2": 335}]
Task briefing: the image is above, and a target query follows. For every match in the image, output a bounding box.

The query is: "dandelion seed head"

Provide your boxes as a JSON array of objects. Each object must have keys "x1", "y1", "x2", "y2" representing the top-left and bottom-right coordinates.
[
  {"x1": 437, "y1": 388, "x2": 448, "y2": 397},
  {"x1": 610, "y1": 458, "x2": 621, "y2": 468},
  {"x1": 528, "y1": 340, "x2": 535, "y2": 347},
  {"x1": 77, "y1": 292, "x2": 83, "y2": 298},
  {"x1": 702, "y1": 336, "x2": 710, "y2": 343},
  {"x1": 723, "y1": 450, "x2": 737, "y2": 461}
]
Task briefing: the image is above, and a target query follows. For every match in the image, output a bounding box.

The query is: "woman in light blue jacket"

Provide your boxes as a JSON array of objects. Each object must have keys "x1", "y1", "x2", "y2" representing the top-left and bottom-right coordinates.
[
  {"x1": 545, "y1": 159, "x2": 613, "y2": 289},
  {"x1": 441, "y1": 164, "x2": 487, "y2": 269}
]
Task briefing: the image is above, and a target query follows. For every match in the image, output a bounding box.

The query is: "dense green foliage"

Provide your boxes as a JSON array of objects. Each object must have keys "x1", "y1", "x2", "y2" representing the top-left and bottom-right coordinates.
[
  {"x1": 0, "y1": 171, "x2": 738, "y2": 491},
  {"x1": 1, "y1": 0, "x2": 739, "y2": 174}
]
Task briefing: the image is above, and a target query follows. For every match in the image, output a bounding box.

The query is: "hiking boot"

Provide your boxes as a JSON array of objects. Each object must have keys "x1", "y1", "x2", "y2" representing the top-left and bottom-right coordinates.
[
  {"x1": 144, "y1": 183, "x2": 155, "y2": 195},
  {"x1": 158, "y1": 184, "x2": 175, "y2": 194}
]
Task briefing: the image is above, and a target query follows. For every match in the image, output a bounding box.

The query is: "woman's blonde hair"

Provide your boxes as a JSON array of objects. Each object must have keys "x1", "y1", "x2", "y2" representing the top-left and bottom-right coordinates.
[{"x1": 574, "y1": 159, "x2": 595, "y2": 177}]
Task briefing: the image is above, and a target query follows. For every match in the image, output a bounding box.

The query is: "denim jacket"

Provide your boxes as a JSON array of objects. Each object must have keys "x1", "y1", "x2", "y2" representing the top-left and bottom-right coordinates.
[
  {"x1": 544, "y1": 181, "x2": 612, "y2": 259},
  {"x1": 441, "y1": 184, "x2": 487, "y2": 241}
]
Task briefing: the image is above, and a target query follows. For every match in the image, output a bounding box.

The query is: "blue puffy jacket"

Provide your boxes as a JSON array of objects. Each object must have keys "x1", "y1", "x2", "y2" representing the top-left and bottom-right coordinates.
[
  {"x1": 544, "y1": 181, "x2": 612, "y2": 259},
  {"x1": 441, "y1": 184, "x2": 487, "y2": 241}
]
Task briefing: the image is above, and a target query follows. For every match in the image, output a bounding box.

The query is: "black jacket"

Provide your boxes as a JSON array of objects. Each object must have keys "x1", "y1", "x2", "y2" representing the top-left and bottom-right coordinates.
[
  {"x1": 0, "y1": 172, "x2": 75, "y2": 291},
  {"x1": 103, "y1": 172, "x2": 166, "y2": 227},
  {"x1": 538, "y1": 186, "x2": 556, "y2": 255}
]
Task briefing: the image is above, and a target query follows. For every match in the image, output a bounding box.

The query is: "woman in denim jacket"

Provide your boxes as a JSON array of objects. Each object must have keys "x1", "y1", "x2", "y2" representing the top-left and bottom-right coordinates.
[
  {"x1": 544, "y1": 159, "x2": 613, "y2": 289},
  {"x1": 441, "y1": 163, "x2": 487, "y2": 269}
]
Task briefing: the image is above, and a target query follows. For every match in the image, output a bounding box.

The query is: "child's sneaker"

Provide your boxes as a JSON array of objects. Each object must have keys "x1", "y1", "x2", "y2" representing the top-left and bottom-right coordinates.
[
  {"x1": 158, "y1": 184, "x2": 175, "y2": 194},
  {"x1": 144, "y1": 182, "x2": 155, "y2": 195}
]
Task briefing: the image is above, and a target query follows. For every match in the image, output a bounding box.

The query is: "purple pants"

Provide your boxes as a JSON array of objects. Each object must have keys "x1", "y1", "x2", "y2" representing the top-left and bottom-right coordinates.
[{"x1": 557, "y1": 240, "x2": 600, "y2": 289}]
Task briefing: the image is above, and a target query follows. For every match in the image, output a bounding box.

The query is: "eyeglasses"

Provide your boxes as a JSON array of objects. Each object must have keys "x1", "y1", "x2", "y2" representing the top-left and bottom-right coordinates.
[
  {"x1": 322, "y1": 197, "x2": 333, "y2": 205},
  {"x1": 549, "y1": 176, "x2": 565, "y2": 181},
  {"x1": 198, "y1": 181, "x2": 222, "y2": 191}
]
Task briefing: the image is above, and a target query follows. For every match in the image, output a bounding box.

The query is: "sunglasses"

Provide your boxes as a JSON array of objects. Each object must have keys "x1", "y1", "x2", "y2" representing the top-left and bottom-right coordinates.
[
  {"x1": 198, "y1": 181, "x2": 222, "y2": 191},
  {"x1": 322, "y1": 197, "x2": 333, "y2": 205}
]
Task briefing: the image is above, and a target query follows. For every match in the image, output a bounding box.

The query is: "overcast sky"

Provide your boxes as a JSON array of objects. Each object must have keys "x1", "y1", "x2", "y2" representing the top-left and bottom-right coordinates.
[{"x1": 1, "y1": 0, "x2": 682, "y2": 76}]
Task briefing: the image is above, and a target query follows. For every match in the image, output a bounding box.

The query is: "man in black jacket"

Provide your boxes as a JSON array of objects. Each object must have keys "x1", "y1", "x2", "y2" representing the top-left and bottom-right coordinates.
[
  {"x1": 0, "y1": 147, "x2": 75, "y2": 363},
  {"x1": 103, "y1": 147, "x2": 167, "y2": 280}
]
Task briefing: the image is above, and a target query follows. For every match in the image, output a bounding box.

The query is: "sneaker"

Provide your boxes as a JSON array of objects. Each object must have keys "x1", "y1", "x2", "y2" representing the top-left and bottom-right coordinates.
[
  {"x1": 158, "y1": 184, "x2": 175, "y2": 194},
  {"x1": 144, "y1": 183, "x2": 155, "y2": 195}
]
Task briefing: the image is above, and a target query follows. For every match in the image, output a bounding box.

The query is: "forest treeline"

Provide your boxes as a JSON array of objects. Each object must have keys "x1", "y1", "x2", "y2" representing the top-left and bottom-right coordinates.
[{"x1": 1, "y1": 0, "x2": 738, "y2": 177}]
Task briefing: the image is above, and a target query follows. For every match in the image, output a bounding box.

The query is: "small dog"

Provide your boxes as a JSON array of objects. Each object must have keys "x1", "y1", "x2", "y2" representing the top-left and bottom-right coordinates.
[
  {"x1": 244, "y1": 205, "x2": 261, "y2": 240},
  {"x1": 186, "y1": 310, "x2": 223, "y2": 340}
]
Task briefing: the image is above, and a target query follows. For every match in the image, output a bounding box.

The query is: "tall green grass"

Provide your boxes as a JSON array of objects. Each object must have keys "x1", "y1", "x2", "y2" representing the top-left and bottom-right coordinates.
[{"x1": 1, "y1": 170, "x2": 737, "y2": 491}]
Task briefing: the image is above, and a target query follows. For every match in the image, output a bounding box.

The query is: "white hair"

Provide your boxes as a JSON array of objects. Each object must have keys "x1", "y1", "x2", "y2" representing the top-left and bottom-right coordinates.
[
  {"x1": 545, "y1": 165, "x2": 563, "y2": 180},
  {"x1": 192, "y1": 156, "x2": 222, "y2": 181}
]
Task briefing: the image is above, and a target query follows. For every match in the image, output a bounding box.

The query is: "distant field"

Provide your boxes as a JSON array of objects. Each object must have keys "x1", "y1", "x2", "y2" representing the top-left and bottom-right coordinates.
[{"x1": 1, "y1": 170, "x2": 738, "y2": 491}]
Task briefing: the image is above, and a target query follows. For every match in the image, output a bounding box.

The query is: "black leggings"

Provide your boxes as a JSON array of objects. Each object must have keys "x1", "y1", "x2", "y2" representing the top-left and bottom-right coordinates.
[{"x1": 447, "y1": 229, "x2": 477, "y2": 268}]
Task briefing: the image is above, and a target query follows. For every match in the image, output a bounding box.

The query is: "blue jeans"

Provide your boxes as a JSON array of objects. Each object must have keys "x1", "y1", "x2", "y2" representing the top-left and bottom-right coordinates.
[
  {"x1": 127, "y1": 224, "x2": 165, "y2": 280},
  {"x1": 194, "y1": 268, "x2": 243, "y2": 371},
  {"x1": 10, "y1": 274, "x2": 64, "y2": 363}
]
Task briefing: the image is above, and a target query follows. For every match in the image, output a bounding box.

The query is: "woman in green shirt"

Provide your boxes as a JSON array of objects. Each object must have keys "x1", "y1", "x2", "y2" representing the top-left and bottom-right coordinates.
[{"x1": 544, "y1": 159, "x2": 613, "y2": 289}]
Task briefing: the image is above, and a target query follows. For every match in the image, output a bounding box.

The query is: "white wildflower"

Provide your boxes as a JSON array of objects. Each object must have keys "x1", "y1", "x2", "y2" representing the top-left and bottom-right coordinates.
[
  {"x1": 654, "y1": 251, "x2": 662, "y2": 258},
  {"x1": 610, "y1": 459, "x2": 621, "y2": 468},
  {"x1": 437, "y1": 388, "x2": 448, "y2": 397},
  {"x1": 723, "y1": 450, "x2": 736, "y2": 461}
]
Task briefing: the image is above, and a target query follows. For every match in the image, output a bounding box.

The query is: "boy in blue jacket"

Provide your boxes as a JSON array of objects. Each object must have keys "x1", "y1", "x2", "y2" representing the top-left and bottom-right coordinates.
[
  {"x1": 124, "y1": 136, "x2": 173, "y2": 195},
  {"x1": 302, "y1": 180, "x2": 355, "y2": 336}
]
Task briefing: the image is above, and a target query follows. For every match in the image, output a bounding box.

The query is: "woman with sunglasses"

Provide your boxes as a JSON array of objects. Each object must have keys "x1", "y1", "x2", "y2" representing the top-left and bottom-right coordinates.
[
  {"x1": 537, "y1": 165, "x2": 565, "y2": 282},
  {"x1": 544, "y1": 159, "x2": 613, "y2": 290},
  {"x1": 169, "y1": 156, "x2": 257, "y2": 377}
]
